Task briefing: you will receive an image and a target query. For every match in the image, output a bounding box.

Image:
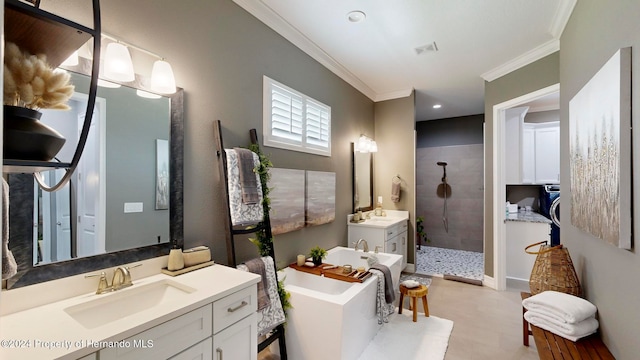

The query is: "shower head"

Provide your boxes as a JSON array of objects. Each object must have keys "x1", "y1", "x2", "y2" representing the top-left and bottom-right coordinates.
[{"x1": 437, "y1": 161, "x2": 447, "y2": 166}]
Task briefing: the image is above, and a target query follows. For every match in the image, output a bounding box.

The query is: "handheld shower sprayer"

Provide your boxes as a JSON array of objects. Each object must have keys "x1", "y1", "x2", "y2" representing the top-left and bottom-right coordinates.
[{"x1": 437, "y1": 161, "x2": 449, "y2": 232}]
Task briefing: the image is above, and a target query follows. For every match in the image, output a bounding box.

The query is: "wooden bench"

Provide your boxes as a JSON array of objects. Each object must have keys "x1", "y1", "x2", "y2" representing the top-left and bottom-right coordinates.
[{"x1": 521, "y1": 292, "x2": 615, "y2": 359}]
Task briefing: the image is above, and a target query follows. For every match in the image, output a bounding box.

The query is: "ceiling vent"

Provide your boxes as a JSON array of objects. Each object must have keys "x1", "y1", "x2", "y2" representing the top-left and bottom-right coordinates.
[{"x1": 415, "y1": 42, "x2": 439, "y2": 55}]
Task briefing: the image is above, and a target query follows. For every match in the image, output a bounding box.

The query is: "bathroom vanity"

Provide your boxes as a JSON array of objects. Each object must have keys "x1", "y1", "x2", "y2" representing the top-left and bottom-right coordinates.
[
  {"x1": 347, "y1": 210, "x2": 409, "y2": 269},
  {"x1": 0, "y1": 263, "x2": 260, "y2": 360}
]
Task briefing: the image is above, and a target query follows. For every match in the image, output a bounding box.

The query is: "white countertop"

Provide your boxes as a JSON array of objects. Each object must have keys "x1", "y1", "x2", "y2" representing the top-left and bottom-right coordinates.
[
  {"x1": 347, "y1": 210, "x2": 409, "y2": 228},
  {"x1": 0, "y1": 264, "x2": 260, "y2": 360}
]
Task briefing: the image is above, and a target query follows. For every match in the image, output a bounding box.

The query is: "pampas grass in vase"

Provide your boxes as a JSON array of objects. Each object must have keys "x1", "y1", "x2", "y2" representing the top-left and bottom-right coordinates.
[{"x1": 3, "y1": 42, "x2": 75, "y2": 161}]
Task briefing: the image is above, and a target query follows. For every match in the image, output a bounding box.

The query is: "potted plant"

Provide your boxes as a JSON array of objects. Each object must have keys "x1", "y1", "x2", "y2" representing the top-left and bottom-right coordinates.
[
  {"x1": 416, "y1": 216, "x2": 429, "y2": 250},
  {"x1": 3, "y1": 41, "x2": 75, "y2": 161},
  {"x1": 309, "y1": 246, "x2": 327, "y2": 266}
]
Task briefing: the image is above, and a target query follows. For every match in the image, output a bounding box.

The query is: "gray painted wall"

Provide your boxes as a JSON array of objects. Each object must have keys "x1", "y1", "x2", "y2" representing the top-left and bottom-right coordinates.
[
  {"x1": 374, "y1": 94, "x2": 416, "y2": 263},
  {"x1": 560, "y1": 1, "x2": 640, "y2": 357},
  {"x1": 100, "y1": 0, "x2": 375, "y2": 267},
  {"x1": 524, "y1": 110, "x2": 559, "y2": 124},
  {"x1": 483, "y1": 52, "x2": 559, "y2": 277}
]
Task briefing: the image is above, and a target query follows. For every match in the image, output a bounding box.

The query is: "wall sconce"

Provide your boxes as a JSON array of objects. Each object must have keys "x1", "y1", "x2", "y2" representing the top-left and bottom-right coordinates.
[
  {"x1": 356, "y1": 134, "x2": 378, "y2": 153},
  {"x1": 101, "y1": 34, "x2": 177, "y2": 94}
]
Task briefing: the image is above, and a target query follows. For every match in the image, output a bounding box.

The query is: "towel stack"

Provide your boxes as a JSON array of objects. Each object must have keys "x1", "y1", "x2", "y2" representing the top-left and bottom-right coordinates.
[{"x1": 523, "y1": 291, "x2": 599, "y2": 341}]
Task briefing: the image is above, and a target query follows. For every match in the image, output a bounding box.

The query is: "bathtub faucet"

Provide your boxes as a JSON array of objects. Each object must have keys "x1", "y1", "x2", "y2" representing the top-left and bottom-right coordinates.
[{"x1": 353, "y1": 238, "x2": 369, "y2": 253}]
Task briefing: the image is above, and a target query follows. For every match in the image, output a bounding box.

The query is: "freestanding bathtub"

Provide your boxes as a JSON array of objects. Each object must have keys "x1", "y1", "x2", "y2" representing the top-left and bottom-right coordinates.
[{"x1": 280, "y1": 246, "x2": 402, "y2": 360}]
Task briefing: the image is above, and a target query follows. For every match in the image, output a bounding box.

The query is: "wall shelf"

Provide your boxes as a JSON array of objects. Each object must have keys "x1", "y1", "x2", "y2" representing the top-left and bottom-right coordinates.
[{"x1": 3, "y1": 0, "x2": 101, "y2": 182}]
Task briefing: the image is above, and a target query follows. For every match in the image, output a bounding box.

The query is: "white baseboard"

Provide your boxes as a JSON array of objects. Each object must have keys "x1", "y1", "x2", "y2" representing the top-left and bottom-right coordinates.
[
  {"x1": 404, "y1": 263, "x2": 416, "y2": 273},
  {"x1": 482, "y1": 275, "x2": 496, "y2": 289}
]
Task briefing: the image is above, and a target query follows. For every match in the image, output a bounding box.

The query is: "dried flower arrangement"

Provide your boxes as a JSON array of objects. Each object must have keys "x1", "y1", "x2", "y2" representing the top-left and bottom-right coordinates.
[{"x1": 3, "y1": 42, "x2": 75, "y2": 110}]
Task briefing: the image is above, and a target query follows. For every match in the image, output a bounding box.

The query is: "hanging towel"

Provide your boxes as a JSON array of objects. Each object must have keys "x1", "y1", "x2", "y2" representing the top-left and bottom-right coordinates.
[
  {"x1": 391, "y1": 176, "x2": 401, "y2": 203},
  {"x1": 225, "y1": 149, "x2": 264, "y2": 225},
  {"x1": 235, "y1": 147, "x2": 260, "y2": 204},
  {"x1": 244, "y1": 258, "x2": 271, "y2": 311},
  {"x1": 522, "y1": 290, "x2": 597, "y2": 324},
  {"x1": 370, "y1": 268, "x2": 395, "y2": 324},
  {"x1": 370, "y1": 263, "x2": 395, "y2": 303},
  {"x1": 237, "y1": 256, "x2": 286, "y2": 336},
  {"x1": 2, "y1": 178, "x2": 17, "y2": 280}
]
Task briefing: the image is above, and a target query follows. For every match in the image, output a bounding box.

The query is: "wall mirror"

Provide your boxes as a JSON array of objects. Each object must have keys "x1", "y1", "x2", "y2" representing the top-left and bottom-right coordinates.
[
  {"x1": 6, "y1": 69, "x2": 184, "y2": 289},
  {"x1": 351, "y1": 142, "x2": 373, "y2": 213}
]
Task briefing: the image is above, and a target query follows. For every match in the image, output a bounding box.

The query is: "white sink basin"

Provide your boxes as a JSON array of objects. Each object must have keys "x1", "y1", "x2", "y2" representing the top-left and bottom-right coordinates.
[{"x1": 64, "y1": 279, "x2": 196, "y2": 329}]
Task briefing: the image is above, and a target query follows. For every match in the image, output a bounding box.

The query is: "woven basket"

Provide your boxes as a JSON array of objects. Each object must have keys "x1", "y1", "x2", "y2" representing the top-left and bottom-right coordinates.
[{"x1": 525, "y1": 241, "x2": 582, "y2": 297}]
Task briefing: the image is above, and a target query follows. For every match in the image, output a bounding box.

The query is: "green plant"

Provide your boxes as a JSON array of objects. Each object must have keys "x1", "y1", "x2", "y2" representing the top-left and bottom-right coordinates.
[
  {"x1": 416, "y1": 216, "x2": 429, "y2": 249},
  {"x1": 309, "y1": 246, "x2": 327, "y2": 264}
]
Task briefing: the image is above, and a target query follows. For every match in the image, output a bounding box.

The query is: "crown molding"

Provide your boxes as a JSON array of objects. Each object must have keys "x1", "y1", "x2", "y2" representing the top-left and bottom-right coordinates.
[
  {"x1": 549, "y1": 0, "x2": 577, "y2": 38},
  {"x1": 375, "y1": 88, "x2": 414, "y2": 102},
  {"x1": 481, "y1": 38, "x2": 559, "y2": 82},
  {"x1": 233, "y1": 0, "x2": 377, "y2": 101}
]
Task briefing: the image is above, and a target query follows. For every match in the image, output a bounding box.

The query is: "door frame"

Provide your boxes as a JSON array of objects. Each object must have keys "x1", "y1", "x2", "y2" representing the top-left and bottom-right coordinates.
[{"x1": 491, "y1": 83, "x2": 559, "y2": 291}]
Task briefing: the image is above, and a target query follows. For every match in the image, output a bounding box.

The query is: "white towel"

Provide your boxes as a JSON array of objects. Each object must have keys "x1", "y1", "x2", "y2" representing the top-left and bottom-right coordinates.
[
  {"x1": 225, "y1": 149, "x2": 264, "y2": 226},
  {"x1": 522, "y1": 290, "x2": 597, "y2": 324},
  {"x1": 524, "y1": 310, "x2": 599, "y2": 342}
]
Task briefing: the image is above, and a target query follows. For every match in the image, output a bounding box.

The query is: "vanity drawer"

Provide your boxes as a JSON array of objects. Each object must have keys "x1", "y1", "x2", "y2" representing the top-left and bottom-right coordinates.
[
  {"x1": 100, "y1": 304, "x2": 213, "y2": 360},
  {"x1": 213, "y1": 284, "x2": 257, "y2": 334}
]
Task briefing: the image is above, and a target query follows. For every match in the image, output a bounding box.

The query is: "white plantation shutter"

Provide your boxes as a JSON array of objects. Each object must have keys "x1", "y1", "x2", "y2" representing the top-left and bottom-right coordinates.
[{"x1": 263, "y1": 76, "x2": 331, "y2": 156}]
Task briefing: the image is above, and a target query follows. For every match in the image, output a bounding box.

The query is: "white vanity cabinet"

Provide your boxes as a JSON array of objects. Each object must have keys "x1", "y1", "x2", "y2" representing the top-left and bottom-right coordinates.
[
  {"x1": 505, "y1": 214, "x2": 551, "y2": 289},
  {"x1": 348, "y1": 210, "x2": 409, "y2": 269},
  {"x1": 100, "y1": 284, "x2": 258, "y2": 360}
]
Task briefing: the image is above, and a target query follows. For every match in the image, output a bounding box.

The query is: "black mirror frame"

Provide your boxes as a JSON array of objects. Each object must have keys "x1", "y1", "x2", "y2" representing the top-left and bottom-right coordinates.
[{"x1": 5, "y1": 88, "x2": 184, "y2": 289}]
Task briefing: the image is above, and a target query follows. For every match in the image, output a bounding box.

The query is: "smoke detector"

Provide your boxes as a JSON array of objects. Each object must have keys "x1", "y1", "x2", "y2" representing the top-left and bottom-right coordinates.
[{"x1": 415, "y1": 42, "x2": 439, "y2": 55}]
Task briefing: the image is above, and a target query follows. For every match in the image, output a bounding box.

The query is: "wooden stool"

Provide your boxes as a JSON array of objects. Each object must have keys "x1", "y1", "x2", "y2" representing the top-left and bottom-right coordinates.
[{"x1": 398, "y1": 284, "x2": 429, "y2": 322}]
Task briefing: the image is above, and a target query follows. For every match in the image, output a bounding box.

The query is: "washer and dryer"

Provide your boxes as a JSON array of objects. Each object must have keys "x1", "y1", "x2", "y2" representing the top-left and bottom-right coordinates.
[{"x1": 539, "y1": 185, "x2": 560, "y2": 245}]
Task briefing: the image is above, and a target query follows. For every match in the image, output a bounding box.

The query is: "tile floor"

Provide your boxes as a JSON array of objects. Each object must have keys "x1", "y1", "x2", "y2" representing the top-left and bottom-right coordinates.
[{"x1": 416, "y1": 246, "x2": 484, "y2": 281}]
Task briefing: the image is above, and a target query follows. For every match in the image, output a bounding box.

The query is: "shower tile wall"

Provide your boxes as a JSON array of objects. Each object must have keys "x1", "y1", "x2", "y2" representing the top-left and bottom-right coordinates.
[{"x1": 416, "y1": 144, "x2": 484, "y2": 252}]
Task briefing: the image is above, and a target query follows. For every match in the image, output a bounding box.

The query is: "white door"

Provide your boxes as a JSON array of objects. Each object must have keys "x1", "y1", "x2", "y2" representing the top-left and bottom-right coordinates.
[
  {"x1": 76, "y1": 110, "x2": 102, "y2": 257},
  {"x1": 54, "y1": 169, "x2": 72, "y2": 260}
]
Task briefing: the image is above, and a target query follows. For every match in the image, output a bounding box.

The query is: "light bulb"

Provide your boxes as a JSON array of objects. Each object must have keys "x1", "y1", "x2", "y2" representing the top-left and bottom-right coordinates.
[{"x1": 103, "y1": 42, "x2": 135, "y2": 82}]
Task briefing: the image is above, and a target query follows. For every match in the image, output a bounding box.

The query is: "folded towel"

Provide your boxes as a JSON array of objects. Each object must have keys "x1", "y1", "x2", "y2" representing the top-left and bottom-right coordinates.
[
  {"x1": 524, "y1": 310, "x2": 599, "y2": 342},
  {"x1": 370, "y1": 263, "x2": 395, "y2": 303},
  {"x1": 370, "y1": 268, "x2": 395, "y2": 324},
  {"x1": 391, "y1": 177, "x2": 401, "y2": 203},
  {"x1": 244, "y1": 258, "x2": 271, "y2": 311},
  {"x1": 522, "y1": 290, "x2": 597, "y2": 324},
  {"x1": 2, "y1": 178, "x2": 17, "y2": 280},
  {"x1": 235, "y1": 148, "x2": 259, "y2": 205},
  {"x1": 225, "y1": 149, "x2": 264, "y2": 225}
]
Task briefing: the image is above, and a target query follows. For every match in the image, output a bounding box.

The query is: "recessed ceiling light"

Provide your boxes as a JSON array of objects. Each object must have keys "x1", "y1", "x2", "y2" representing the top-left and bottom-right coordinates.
[
  {"x1": 347, "y1": 11, "x2": 366, "y2": 23},
  {"x1": 433, "y1": 104, "x2": 442, "y2": 109}
]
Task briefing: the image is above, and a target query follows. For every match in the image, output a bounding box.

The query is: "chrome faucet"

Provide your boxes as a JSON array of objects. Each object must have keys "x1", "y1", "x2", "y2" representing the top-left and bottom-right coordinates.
[
  {"x1": 85, "y1": 264, "x2": 142, "y2": 294},
  {"x1": 353, "y1": 238, "x2": 369, "y2": 253}
]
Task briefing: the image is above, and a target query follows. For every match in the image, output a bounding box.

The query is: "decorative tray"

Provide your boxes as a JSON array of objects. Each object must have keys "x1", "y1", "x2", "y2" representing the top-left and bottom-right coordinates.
[
  {"x1": 288, "y1": 263, "x2": 372, "y2": 283},
  {"x1": 161, "y1": 261, "x2": 215, "y2": 276}
]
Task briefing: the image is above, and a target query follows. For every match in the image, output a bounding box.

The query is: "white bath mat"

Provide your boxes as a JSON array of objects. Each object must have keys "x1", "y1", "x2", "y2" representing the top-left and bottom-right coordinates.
[{"x1": 357, "y1": 312, "x2": 453, "y2": 360}]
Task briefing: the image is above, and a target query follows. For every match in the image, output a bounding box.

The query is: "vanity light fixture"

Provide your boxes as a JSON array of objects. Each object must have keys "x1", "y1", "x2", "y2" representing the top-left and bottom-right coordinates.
[
  {"x1": 97, "y1": 79, "x2": 121, "y2": 88},
  {"x1": 103, "y1": 42, "x2": 135, "y2": 82},
  {"x1": 150, "y1": 59, "x2": 177, "y2": 94},
  {"x1": 101, "y1": 34, "x2": 177, "y2": 94},
  {"x1": 356, "y1": 134, "x2": 378, "y2": 153},
  {"x1": 433, "y1": 104, "x2": 442, "y2": 109},
  {"x1": 61, "y1": 50, "x2": 79, "y2": 66}
]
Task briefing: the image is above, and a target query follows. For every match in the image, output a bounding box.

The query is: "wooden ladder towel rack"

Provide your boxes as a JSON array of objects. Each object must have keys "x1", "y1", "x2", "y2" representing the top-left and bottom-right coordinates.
[{"x1": 213, "y1": 119, "x2": 287, "y2": 359}]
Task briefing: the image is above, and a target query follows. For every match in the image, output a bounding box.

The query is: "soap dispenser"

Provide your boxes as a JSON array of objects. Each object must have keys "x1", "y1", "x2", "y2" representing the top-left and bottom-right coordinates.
[
  {"x1": 167, "y1": 239, "x2": 184, "y2": 271},
  {"x1": 374, "y1": 196, "x2": 383, "y2": 216}
]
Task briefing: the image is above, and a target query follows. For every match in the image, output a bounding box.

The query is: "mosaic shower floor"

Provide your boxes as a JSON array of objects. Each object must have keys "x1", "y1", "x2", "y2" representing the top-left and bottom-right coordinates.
[{"x1": 415, "y1": 246, "x2": 484, "y2": 281}]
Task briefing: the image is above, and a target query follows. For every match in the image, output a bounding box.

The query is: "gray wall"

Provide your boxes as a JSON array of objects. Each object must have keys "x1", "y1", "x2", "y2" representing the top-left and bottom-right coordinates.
[
  {"x1": 416, "y1": 115, "x2": 484, "y2": 252},
  {"x1": 100, "y1": 0, "x2": 375, "y2": 267},
  {"x1": 560, "y1": 1, "x2": 640, "y2": 357},
  {"x1": 524, "y1": 109, "x2": 559, "y2": 124},
  {"x1": 483, "y1": 52, "x2": 559, "y2": 277},
  {"x1": 374, "y1": 93, "x2": 416, "y2": 263}
]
